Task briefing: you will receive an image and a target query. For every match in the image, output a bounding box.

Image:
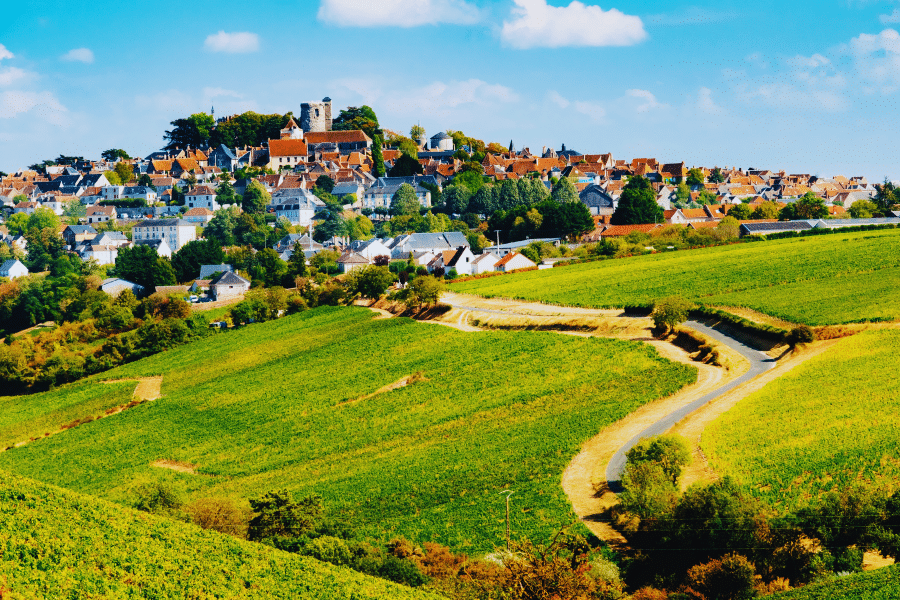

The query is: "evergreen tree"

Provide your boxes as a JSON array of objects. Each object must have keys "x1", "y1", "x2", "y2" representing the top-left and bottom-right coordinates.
[
  {"x1": 371, "y1": 134, "x2": 386, "y2": 178},
  {"x1": 389, "y1": 183, "x2": 421, "y2": 216},
  {"x1": 611, "y1": 176, "x2": 664, "y2": 225},
  {"x1": 498, "y1": 179, "x2": 521, "y2": 210},
  {"x1": 242, "y1": 181, "x2": 270, "y2": 215},
  {"x1": 550, "y1": 177, "x2": 579, "y2": 204},
  {"x1": 470, "y1": 185, "x2": 497, "y2": 216},
  {"x1": 443, "y1": 186, "x2": 472, "y2": 215}
]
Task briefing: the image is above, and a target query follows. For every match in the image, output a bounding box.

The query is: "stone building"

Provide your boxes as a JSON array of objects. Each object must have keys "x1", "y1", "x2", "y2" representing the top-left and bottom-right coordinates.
[{"x1": 300, "y1": 97, "x2": 332, "y2": 133}]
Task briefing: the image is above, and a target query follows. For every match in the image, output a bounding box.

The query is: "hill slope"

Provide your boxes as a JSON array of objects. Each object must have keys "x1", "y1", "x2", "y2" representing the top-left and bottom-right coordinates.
[
  {"x1": 449, "y1": 228, "x2": 900, "y2": 325},
  {"x1": 0, "y1": 471, "x2": 439, "y2": 600},
  {"x1": 0, "y1": 306, "x2": 695, "y2": 552},
  {"x1": 703, "y1": 329, "x2": 900, "y2": 510},
  {"x1": 769, "y1": 565, "x2": 900, "y2": 599}
]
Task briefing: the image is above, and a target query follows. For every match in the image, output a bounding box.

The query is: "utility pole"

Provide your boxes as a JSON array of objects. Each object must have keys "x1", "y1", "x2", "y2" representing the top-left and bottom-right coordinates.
[
  {"x1": 494, "y1": 229, "x2": 502, "y2": 252},
  {"x1": 500, "y1": 490, "x2": 513, "y2": 552}
]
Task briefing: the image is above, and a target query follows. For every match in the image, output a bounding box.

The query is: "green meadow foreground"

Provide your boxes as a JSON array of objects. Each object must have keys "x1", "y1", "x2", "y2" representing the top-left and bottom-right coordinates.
[
  {"x1": 771, "y1": 564, "x2": 900, "y2": 599},
  {"x1": 450, "y1": 228, "x2": 900, "y2": 325},
  {"x1": 0, "y1": 306, "x2": 694, "y2": 553},
  {"x1": 703, "y1": 329, "x2": 900, "y2": 511},
  {"x1": 0, "y1": 471, "x2": 438, "y2": 599}
]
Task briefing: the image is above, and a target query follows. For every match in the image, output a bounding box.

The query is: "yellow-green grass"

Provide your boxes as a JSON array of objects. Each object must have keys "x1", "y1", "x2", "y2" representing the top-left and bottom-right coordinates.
[
  {"x1": 703, "y1": 330, "x2": 900, "y2": 511},
  {"x1": 0, "y1": 471, "x2": 439, "y2": 600},
  {"x1": 449, "y1": 229, "x2": 900, "y2": 325},
  {"x1": 769, "y1": 565, "x2": 900, "y2": 599},
  {"x1": 0, "y1": 380, "x2": 135, "y2": 449},
  {"x1": 0, "y1": 306, "x2": 695, "y2": 553}
]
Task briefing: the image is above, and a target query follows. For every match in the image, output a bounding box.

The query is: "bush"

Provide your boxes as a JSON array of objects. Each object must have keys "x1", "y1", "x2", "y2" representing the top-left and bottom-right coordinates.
[
  {"x1": 626, "y1": 434, "x2": 692, "y2": 485},
  {"x1": 307, "y1": 535, "x2": 353, "y2": 567},
  {"x1": 785, "y1": 325, "x2": 815, "y2": 347},
  {"x1": 187, "y1": 497, "x2": 250, "y2": 538},
  {"x1": 378, "y1": 554, "x2": 429, "y2": 587},
  {"x1": 652, "y1": 296, "x2": 694, "y2": 333},
  {"x1": 133, "y1": 481, "x2": 184, "y2": 516},
  {"x1": 404, "y1": 275, "x2": 445, "y2": 307},
  {"x1": 683, "y1": 553, "x2": 757, "y2": 600}
]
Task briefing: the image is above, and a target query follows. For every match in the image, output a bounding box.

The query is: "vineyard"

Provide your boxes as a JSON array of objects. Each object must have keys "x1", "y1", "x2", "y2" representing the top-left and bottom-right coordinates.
[
  {"x1": 702, "y1": 330, "x2": 900, "y2": 510},
  {"x1": 0, "y1": 306, "x2": 695, "y2": 553},
  {"x1": 0, "y1": 471, "x2": 438, "y2": 599},
  {"x1": 449, "y1": 228, "x2": 900, "y2": 325},
  {"x1": 770, "y1": 565, "x2": 900, "y2": 599}
]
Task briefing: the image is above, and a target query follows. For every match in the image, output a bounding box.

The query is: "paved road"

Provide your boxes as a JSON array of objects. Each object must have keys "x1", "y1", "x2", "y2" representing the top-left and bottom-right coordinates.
[{"x1": 604, "y1": 320, "x2": 776, "y2": 490}]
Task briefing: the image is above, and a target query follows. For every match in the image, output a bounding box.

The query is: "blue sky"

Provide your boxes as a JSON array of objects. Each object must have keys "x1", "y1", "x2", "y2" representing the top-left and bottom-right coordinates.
[{"x1": 2, "y1": 0, "x2": 900, "y2": 180}]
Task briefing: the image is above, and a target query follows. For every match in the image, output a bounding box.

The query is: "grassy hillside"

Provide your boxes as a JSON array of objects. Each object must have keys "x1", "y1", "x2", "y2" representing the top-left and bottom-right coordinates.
[
  {"x1": 703, "y1": 330, "x2": 900, "y2": 510},
  {"x1": 0, "y1": 471, "x2": 439, "y2": 600},
  {"x1": 449, "y1": 229, "x2": 900, "y2": 325},
  {"x1": 769, "y1": 565, "x2": 900, "y2": 599},
  {"x1": 0, "y1": 306, "x2": 695, "y2": 553}
]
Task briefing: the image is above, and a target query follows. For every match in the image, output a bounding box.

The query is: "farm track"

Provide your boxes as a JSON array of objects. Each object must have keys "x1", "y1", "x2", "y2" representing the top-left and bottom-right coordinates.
[{"x1": 0, "y1": 376, "x2": 163, "y2": 453}]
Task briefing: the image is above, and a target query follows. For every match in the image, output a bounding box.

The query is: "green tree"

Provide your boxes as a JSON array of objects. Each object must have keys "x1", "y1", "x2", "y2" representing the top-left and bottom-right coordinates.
[
  {"x1": 242, "y1": 181, "x2": 271, "y2": 215},
  {"x1": 611, "y1": 176, "x2": 664, "y2": 225},
  {"x1": 247, "y1": 490, "x2": 324, "y2": 542},
  {"x1": 749, "y1": 201, "x2": 779, "y2": 220},
  {"x1": 728, "y1": 203, "x2": 752, "y2": 220},
  {"x1": 170, "y1": 184, "x2": 185, "y2": 206},
  {"x1": 550, "y1": 177, "x2": 579, "y2": 204},
  {"x1": 873, "y1": 179, "x2": 897, "y2": 215},
  {"x1": 686, "y1": 167, "x2": 706, "y2": 186},
  {"x1": 171, "y1": 239, "x2": 226, "y2": 282},
  {"x1": 344, "y1": 265, "x2": 395, "y2": 299},
  {"x1": 210, "y1": 112, "x2": 293, "y2": 148},
  {"x1": 388, "y1": 153, "x2": 423, "y2": 177},
  {"x1": 849, "y1": 199, "x2": 878, "y2": 219},
  {"x1": 5, "y1": 212, "x2": 29, "y2": 236},
  {"x1": 453, "y1": 169, "x2": 484, "y2": 194},
  {"x1": 137, "y1": 174, "x2": 156, "y2": 190},
  {"x1": 470, "y1": 185, "x2": 497, "y2": 216},
  {"x1": 371, "y1": 134, "x2": 386, "y2": 178},
  {"x1": 652, "y1": 295, "x2": 693, "y2": 333},
  {"x1": 409, "y1": 124, "x2": 425, "y2": 141},
  {"x1": 164, "y1": 113, "x2": 215, "y2": 150},
  {"x1": 315, "y1": 175, "x2": 335, "y2": 194},
  {"x1": 113, "y1": 161, "x2": 134, "y2": 184},
  {"x1": 708, "y1": 167, "x2": 726, "y2": 184},
  {"x1": 390, "y1": 184, "x2": 422, "y2": 216},
  {"x1": 27, "y1": 207, "x2": 62, "y2": 232},
  {"x1": 63, "y1": 201, "x2": 87, "y2": 221},
  {"x1": 287, "y1": 242, "x2": 308, "y2": 279},
  {"x1": 114, "y1": 245, "x2": 174, "y2": 291},
  {"x1": 697, "y1": 188, "x2": 717, "y2": 205},
  {"x1": 498, "y1": 179, "x2": 521, "y2": 210},
  {"x1": 791, "y1": 192, "x2": 828, "y2": 219},
  {"x1": 215, "y1": 180, "x2": 238, "y2": 205},
  {"x1": 102, "y1": 149, "x2": 131, "y2": 161},
  {"x1": 625, "y1": 434, "x2": 691, "y2": 485},
  {"x1": 331, "y1": 105, "x2": 379, "y2": 138},
  {"x1": 405, "y1": 275, "x2": 444, "y2": 307},
  {"x1": 443, "y1": 186, "x2": 472, "y2": 215},
  {"x1": 24, "y1": 227, "x2": 66, "y2": 272},
  {"x1": 204, "y1": 206, "x2": 240, "y2": 246},
  {"x1": 674, "y1": 182, "x2": 691, "y2": 207}
]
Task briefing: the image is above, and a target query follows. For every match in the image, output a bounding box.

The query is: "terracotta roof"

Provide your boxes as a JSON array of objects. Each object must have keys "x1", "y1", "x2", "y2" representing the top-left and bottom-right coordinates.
[
  {"x1": 680, "y1": 208, "x2": 711, "y2": 220},
  {"x1": 186, "y1": 186, "x2": 216, "y2": 195},
  {"x1": 600, "y1": 224, "x2": 662, "y2": 237},
  {"x1": 305, "y1": 130, "x2": 372, "y2": 144},
  {"x1": 269, "y1": 139, "x2": 309, "y2": 157},
  {"x1": 151, "y1": 160, "x2": 173, "y2": 171},
  {"x1": 184, "y1": 207, "x2": 214, "y2": 216},
  {"x1": 495, "y1": 252, "x2": 521, "y2": 267}
]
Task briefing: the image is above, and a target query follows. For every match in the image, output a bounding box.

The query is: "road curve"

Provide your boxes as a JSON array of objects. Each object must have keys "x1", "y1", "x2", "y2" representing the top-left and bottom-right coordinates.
[{"x1": 604, "y1": 320, "x2": 776, "y2": 490}]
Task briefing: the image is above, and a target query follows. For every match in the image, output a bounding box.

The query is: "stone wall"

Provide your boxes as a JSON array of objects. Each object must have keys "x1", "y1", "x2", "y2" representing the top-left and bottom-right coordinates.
[{"x1": 300, "y1": 98, "x2": 332, "y2": 133}]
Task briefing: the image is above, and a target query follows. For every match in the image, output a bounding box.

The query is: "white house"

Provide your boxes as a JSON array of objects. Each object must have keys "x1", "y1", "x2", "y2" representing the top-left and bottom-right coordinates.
[
  {"x1": 472, "y1": 253, "x2": 499, "y2": 274},
  {"x1": 273, "y1": 194, "x2": 325, "y2": 227},
  {"x1": 85, "y1": 205, "x2": 117, "y2": 224},
  {"x1": 0, "y1": 259, "x2": 28, "y2": 279},
  {"x1": 349, "y1": 238, "x2": 391, "y2": 261},
  {"x1": 132, "y1": 218, "x2": 196, "y2": 252},
  {"x1": 183, "y1": 207, "x2": 215, "y2": 225},
  {"x1": 209, "y1": 271, "x2": 250, "y2": 301},
  {"x1": 337, "y1": 251, "x2": 370, "y2": 274},
  {"x1": 185, "y1": 186, "x2": 219, "y2": 211},
  {"x1": 494, "y1": 252, "x2": 536, "y2": 273},
  {"x1": 428, "y1": 246, "x2": 475, "y2": 275},
  {"x1": 388, "y1": 232, "x2": 469, "y2": 260},
  {"x1": 79, "y1": 245, "x2": 119, "y2": 266}
]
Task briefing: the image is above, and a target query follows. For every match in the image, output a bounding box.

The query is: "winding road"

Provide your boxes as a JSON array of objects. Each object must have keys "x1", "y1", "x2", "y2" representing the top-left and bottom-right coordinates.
[{"x1": 604, "y1": 321, "x2": 776, "y2": 490}]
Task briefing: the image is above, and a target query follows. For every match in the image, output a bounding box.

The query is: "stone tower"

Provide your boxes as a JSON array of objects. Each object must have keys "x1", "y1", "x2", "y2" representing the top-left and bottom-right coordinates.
[{"x1": 300, "y1": 97, "x2": 333, "y2": 133}]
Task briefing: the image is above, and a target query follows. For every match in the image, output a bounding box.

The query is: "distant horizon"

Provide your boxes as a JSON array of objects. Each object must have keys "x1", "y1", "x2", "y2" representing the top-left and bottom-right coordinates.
[{"x1": 4, "y1": 0, "x2": 900, "y2": 181}]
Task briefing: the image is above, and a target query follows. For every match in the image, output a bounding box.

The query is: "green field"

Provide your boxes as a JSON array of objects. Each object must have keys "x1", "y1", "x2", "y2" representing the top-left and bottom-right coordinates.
[
  {"x1": 450, "y1": 229, "x2": 900, "y2": 325},
  {"x1": 770, "y1": 565, "x2": 900, "y2": 599},
  {"x1": 0, "y1": 380, "x2": 134, "y2": 449},
  {"x1": 0, "y1": 306, "x2": 695, "y2": 553},
  {"x1": 0, "y1": 471, "x2": 438, "y2": 599},
  {"x1": 703, "y1": 329, "x2": 900, "y2": 511}
]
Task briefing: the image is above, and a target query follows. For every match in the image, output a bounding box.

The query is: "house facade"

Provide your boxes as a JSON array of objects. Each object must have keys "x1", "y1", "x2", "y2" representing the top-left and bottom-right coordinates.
[
  {"x1": 0, "y1": 259, "x2": 28, "y2": 279},
  {"x1": 210, "y1": 271, "x2": 250, "y2": 300},
  {"x1": 132, "y1": 218, "x2": 196, "y2": 252}
]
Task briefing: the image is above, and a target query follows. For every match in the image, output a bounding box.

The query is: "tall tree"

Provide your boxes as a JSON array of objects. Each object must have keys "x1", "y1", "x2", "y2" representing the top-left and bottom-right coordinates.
[
  {"x1": 331, "y1": 106, "x2": 379, "y2": 138},
  {"x1": 388, "y1": 153, "x2": 423, "y2": 177},
  {"x1": 242, "y1": 181, "x2": 271, "y2": 215},
  {"x1": 389, "y1": 183, "x2": 422, "y2": 216},
  {"x1": 409, "y1": 124, "x2": 425, "y2": 141},
  {"x1": 163, "y1": 113, "x2": 215, "y2": 150},
  {"x1": 470, "y1": 185, "x2": 498, "y2": 216},
  {"x1": 371, "y1": 134, "x2": 386, "y2": 178},
  {"x1": 102, "y1": 149, "x2": 131, "y2": 161},
  {"x1": 498, "y1": 179, "x2": 521, "y2": 210},
  {"x1": 315, "y1": 175, "x2": 335, "y2": 194},
  {"x1": 114, "y1": 246, "x2": 175, "y2": 291},
  {"x1": 171, "y1": 239, "x2": 226, "y2": 282},
  {"x1": 443, "y1": 186, "x2": 472, "y2": 215},
  {"x1": 550, "y1": 177, "x2": 579, "y2": 204},
  {"x1": 611, "y1": 176, "x2": 664, "y2": 225},
  {"x1": 215, "y1": 180, "x2": 238, "y2": 205},
  {"x1": 874, "y1": 179, "x2": 898, "y2": 215},
  {"x1": 788, "y1": 192, "x2": 828, "y2": 219},
  {"x1": 113, "y1": 161, "x2": 134, "y2": 184},
  {"x1": 708, "y1": 167, "x2": 725, "y2": 184},
  {"x1": 686, "y1": 168, "x2": 705, "y2": 186}
]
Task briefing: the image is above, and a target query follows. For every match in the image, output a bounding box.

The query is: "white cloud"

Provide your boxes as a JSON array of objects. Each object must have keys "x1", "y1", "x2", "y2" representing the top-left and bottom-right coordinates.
[
  {"x1": 317, "y1": 0, "x2": 480, "y2": 27},
  {"x1": 880, "y1": 9, "x2": 900, "y2": 24},
  {"x1": 396, "y1": 79, "x2": 519, "y2": 116},
  {"x1": 203, "y1": 31, "x2": 259, "y2": 54},
  {"x1": 0, "y1": 67, "x2": 29, "y2": 87},
  {"x1": 0, "y1": 90, "x2": 69, "y2": 125},
  {"x1": 697, "y1": 87, "x2": 725, "y2": 115},
  {"x1": 60, "y1": 48, "x2": 94, "y2": 63},
  {"x1": 626, "y1": 89, "x2": 667, "y2": 113},
  {"x1": 501, "y1": 0, "x2": 646, "y2": 49},
  {"x1": 846, "y1": 29, "x2": 900, "y2": 93},
  {"x1": 646, "y1": 6, "x2": 738, "y2": 26},
  {"x1": 572, "y1": 100, "x2": 606, "y2": 122},
  {"x1": 0, "y1": 44, "x2": 12, "y2": 62},
  {"x1": 548, "y1": 90, "x2": 570, "y2": 108}
]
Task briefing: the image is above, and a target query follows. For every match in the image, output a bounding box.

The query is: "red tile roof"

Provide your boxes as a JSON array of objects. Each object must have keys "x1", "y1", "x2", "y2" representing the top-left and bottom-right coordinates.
[{"x1": 269, "y1": 139, "x2": 309, "y2": 157}]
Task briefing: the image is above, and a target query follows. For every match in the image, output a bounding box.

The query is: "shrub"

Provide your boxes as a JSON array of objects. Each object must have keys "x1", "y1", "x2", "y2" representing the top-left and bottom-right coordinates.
[
  {"x1": 652, "y1": 296, "x2": 694, "y2": 333},
  {"x1": 785, "y1": 325, "x2": 815, "y2": 348},
  {"x1": 405, "y1": 275, "x2": 445, "y2": 308},
  {"x1": 378, "y1": 555, "x2": 429, "y2": 587},
  {"x1": 247, "y1": 490, "x2": 324, "y2": 542},
  {"x1": 133, "y1": 481, "x2": 184, "y2": 516},
  {"x1": 626, "y1": 434, "x2": 692, "y2": 485},
  {"x1": 683, "y1": 553, "x2": 757, "y2": 600},
  {"x1": 307, "y1": 535, "x2": 353, "y2": 567},
  {"x1": 187, "y1": 497, "x2": 250, "y2": 538}
]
